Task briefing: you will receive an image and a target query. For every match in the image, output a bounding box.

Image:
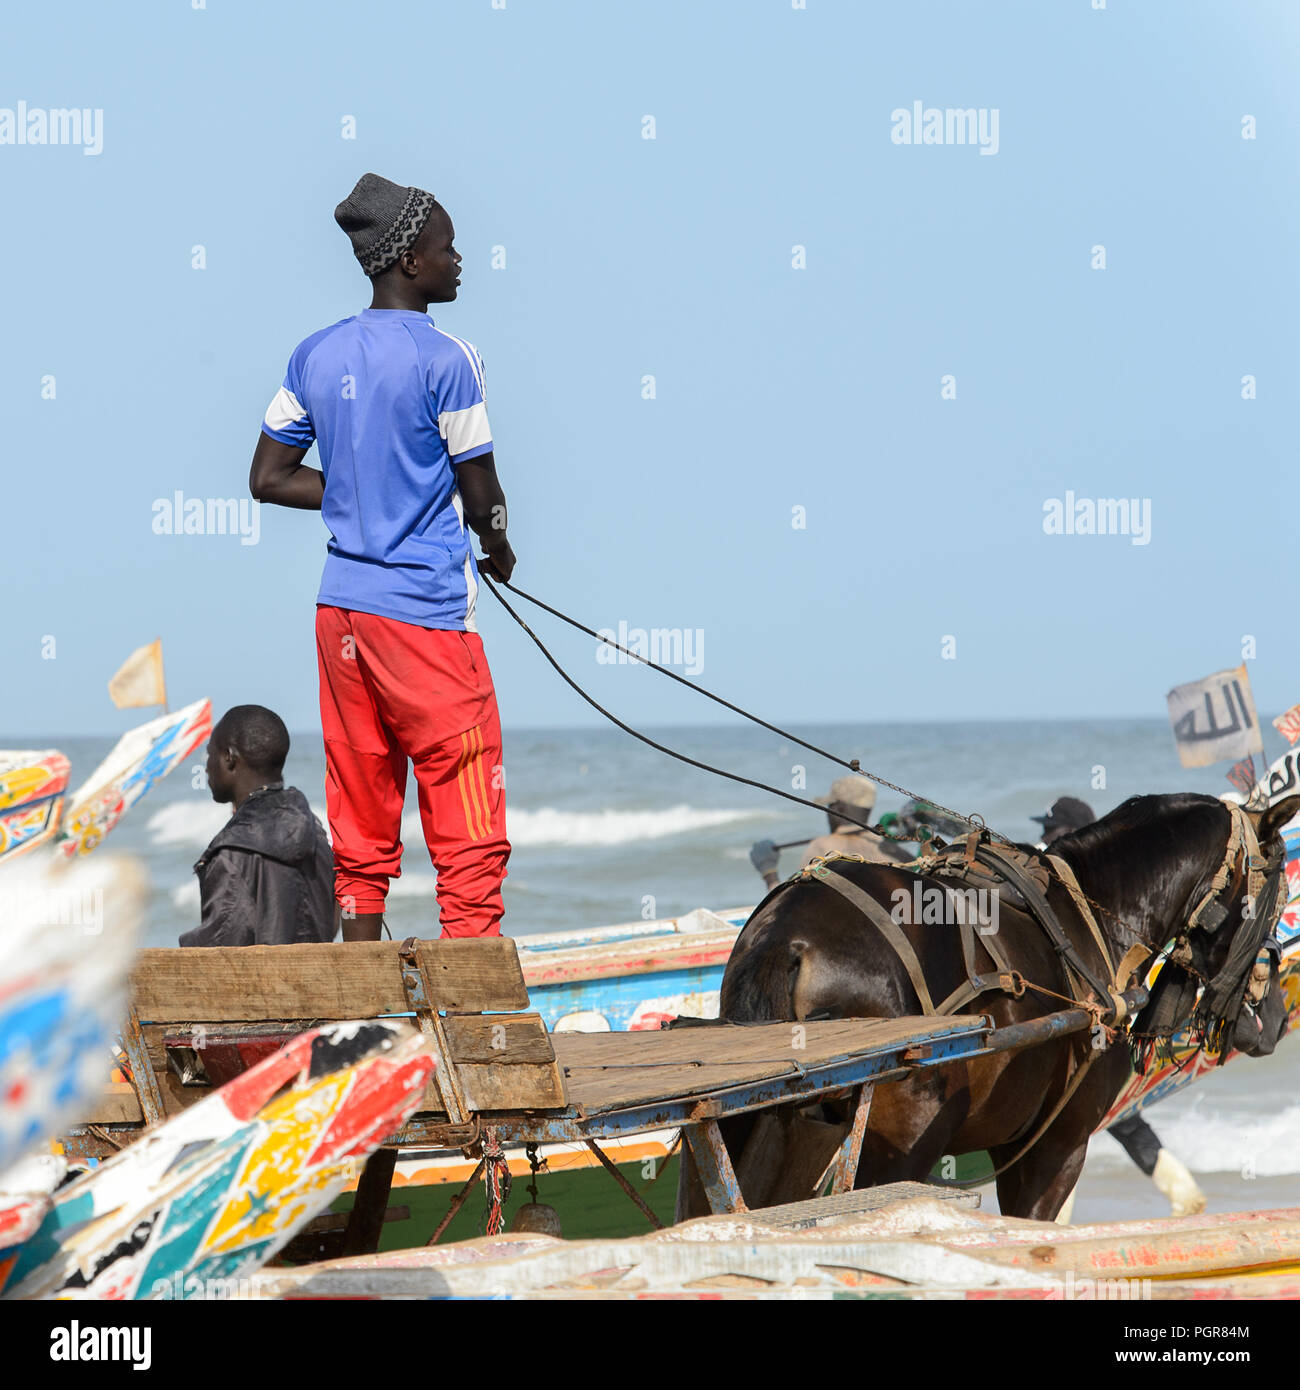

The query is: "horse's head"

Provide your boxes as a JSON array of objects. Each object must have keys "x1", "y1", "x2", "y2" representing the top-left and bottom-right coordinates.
[{"x1": 1126, "y1": 791, "x2": 1300, "y2": 1065}]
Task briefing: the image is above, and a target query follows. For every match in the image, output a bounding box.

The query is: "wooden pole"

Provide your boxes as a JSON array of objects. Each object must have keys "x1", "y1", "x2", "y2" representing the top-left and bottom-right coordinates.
[{"x1": 340, "y1": 1147, "x2": 398, "y2": 1256}]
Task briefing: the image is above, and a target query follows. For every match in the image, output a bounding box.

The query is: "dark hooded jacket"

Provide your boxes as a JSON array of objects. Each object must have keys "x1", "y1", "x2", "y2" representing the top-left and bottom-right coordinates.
[{"x1": 179, "y1": 786, "x2": 335, "y2": 948}]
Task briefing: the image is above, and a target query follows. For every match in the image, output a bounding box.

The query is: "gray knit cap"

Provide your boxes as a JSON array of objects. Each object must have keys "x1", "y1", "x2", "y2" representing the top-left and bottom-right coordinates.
[{"x1": 334, "y1": 172, "x2": 439, "y2": 277}]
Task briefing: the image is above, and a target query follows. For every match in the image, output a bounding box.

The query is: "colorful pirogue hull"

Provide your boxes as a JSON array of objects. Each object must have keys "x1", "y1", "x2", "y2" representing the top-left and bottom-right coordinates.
[
  {"x1": 0, "y1": 855, "x2": 144, "y2": 1178},
  {"x1": 0, "y1": 750, "x2": 70, "y2": 863},
  {"x1": 253, "y1": 1192, "x2": 1300, "y2": 1300},
  {"x1": 2, "y1": 1019, "x2": 433, "y2": 1299},
  {"x1": 54, "y1": 698, "x2": 212, "y2": 859},
  {"x1": 519, "y1": 906, "x2": 745, "y2": 1032}
]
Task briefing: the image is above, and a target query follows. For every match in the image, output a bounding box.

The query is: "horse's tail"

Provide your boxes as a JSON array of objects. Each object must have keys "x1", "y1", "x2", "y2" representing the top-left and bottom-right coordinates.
[{"x1": 720, "y1": 930, "x2": 813, "y2": 1023}]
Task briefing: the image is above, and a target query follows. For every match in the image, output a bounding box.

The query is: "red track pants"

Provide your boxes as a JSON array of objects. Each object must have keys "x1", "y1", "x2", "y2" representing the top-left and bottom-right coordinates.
[{"x1": 315, "y1": 605, "x2": 510, "y2": 937}]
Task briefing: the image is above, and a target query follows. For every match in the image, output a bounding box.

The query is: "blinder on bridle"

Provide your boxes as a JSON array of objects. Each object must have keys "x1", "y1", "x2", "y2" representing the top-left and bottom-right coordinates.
[{"x1": 1133, "y1": 803, "x2": 1289, "y2": 1069}]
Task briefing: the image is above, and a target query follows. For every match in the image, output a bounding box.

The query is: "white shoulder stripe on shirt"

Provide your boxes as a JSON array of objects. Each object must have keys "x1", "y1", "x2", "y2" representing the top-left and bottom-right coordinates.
[
  {"x1": 264, "y1": 385, "x2": 308, "y2": 432},
  {"x1": 433, "y1": 327, "x2": 486, "y2": 399},
  {"x1": 439, "y1": 400, "x2": 492, "y2": 458}
]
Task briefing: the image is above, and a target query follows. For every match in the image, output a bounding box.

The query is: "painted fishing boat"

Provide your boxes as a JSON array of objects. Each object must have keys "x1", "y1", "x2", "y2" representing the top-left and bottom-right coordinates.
[
  {"x1": 251, "y1": 1185, "x2": 1300, "y2": 1300},
  {"x1": 55, "y1": 697, "x2": 211, "y2": 859},
  {"x1": 0, "y1": 854, "x2": 144, "y2": 1178},
  {"x1": 0, "y1": 750, "x2": 71, "y2": 863},
  {"x1": 2, "y1": 1018, "x2": 433, "y2": 1299},
  {"x1": 0, "y1": 1153, "x2": 68, "y2": 1276},
  {"x1": 518, "y1": 904, "x2": 748, "y2": 1031}
]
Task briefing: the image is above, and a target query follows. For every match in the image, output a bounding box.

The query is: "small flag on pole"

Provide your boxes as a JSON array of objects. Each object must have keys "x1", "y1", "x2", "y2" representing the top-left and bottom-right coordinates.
[
  {"x1": 1273, "y1": 702, "x2": 1300, "y2": 746},
  {"x1": 1225, "y1": 757, "x2": 1257, "y2": 797},
  {"x1": 1166, "y1": 664, "x2": 1264, "y2": 769},
  {"x1": 108, "y1": 640, "x2": 168, "y2": 711}
]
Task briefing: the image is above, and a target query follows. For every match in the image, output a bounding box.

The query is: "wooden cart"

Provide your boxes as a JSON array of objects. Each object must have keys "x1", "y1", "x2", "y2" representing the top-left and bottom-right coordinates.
[{"x1": 68, "y1": 935, "x2": 1061, "y2": 1253}]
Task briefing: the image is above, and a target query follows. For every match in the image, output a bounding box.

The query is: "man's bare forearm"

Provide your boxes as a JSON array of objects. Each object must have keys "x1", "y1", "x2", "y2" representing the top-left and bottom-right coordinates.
[
  {"x1": 253, "y1": 464, "x2": 325, "y2": 509},
  {"x1": 249, "y1": 431, "x2": 325, "y2": 509},
  {"x1": 456, "y1": 452, "x2": 516, "y2": 580},
  {"x1": 457, "y1": 453, "x2": 509, "y2": 551}
]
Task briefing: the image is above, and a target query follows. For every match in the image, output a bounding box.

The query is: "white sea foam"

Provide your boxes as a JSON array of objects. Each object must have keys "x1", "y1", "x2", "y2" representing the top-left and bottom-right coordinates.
[
  {"x1": 1095, "y1": 1102, "x2": 1300, "y2": 1177},
  {"x1": 151, "y1": 797, "x2": 755, "y2": 853},
  {"x1": 386, "y1": 873, "x2": 438, "y2": 899},
  {"x1": 401, "y1": 804, "x2": 763, "y2": 849},
  {"x1": 170, "y1": 880, "x2": 200, "y2": 911},
  {"x1": 146, "y1": 801, "x2": 228, "y2": 848},
  {"x1": 169, "y1": 868, "x2": 431, "y2": 910},
  {"x1": 147, "y1": 800, "x2": 332, "y2": 848}
]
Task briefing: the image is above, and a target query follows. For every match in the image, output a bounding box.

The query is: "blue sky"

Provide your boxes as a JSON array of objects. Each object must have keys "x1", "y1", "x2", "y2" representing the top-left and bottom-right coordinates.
[{"x1": 3, "y1": 0, "x2": 1297, "y2": 739}]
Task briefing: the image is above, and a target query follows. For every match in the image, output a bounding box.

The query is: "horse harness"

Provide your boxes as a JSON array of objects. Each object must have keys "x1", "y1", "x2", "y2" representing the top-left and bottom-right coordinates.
[
  {"x1": 754, "y1": 802, "x2": 1284, "y2": 1186},
  {"x1": 786, "y1": 802, "x2": 1283, "y2": 1035},
  {"x1": 1151, "y1": 801, "x2": 1287, "y2": 1058},
  {"x1": 789, "y1": 832, "x2": 1135, "y2": 1024}
]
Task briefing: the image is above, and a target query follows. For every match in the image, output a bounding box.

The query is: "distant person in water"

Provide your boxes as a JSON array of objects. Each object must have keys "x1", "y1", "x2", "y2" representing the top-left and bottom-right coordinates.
[
  {"x1": 180, "y1": 705, "x2": 336, "y2": 949},
  {"x1": 749, "y1": 775, "x2": 912, "y2": 892},
  {"x1": 1031, "y1": 795, "x2": 1096, "y2": 849},
  {"x1": 1031, "y1": 793, "x2": 1207, "y2": 1219}
]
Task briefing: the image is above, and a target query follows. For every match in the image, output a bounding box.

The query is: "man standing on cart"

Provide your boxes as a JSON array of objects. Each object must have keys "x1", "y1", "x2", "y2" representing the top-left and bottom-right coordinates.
[{"x1": 249, "y1": 173, "x2": 515, "y2": 941}]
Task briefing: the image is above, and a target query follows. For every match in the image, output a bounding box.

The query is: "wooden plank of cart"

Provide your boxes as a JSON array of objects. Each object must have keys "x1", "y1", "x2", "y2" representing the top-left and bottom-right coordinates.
[{"x1": 66, "y1": 936, "x2": 1087, "y2": 1253}]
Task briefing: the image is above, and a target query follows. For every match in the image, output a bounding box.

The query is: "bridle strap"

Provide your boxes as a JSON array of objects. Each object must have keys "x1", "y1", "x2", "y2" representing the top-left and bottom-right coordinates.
[{"x1": 1186, "y1": 802, "x2": 1262, "y2": 934}]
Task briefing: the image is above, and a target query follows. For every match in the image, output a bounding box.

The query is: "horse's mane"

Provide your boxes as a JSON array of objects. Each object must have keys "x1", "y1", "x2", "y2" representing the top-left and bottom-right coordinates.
[{"x1": 1046, "y1": 792, "x2": 1231, "y2": 949}]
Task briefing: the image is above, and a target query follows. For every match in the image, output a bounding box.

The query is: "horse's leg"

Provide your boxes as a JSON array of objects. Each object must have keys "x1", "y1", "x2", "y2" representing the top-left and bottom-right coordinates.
[
  {"x1": 854, "y1": 1071, "x2": 968, "y2": 1188},
  {"x1": 990, "y1": 1052, "x2": 1127, "y2": 1221},
  {"x1": 991, "y1": 1126, "x2": 1089, "y2": 1222}
]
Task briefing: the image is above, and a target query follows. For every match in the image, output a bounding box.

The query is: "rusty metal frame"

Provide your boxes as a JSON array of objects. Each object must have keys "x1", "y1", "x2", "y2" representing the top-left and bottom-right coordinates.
[
  {"x1": 827, "y1": 1084, "x2": 874, "y2": 1195},
  {"x1": 121, "y1": 1005, "x2": 165, "y2": 1128},
  {"x1": 583, "y1": 1139, "x2": 665, "y2": 1229},
  {"x1": 683, "y1": 1119, "x2": 747, "y2": 1215}
]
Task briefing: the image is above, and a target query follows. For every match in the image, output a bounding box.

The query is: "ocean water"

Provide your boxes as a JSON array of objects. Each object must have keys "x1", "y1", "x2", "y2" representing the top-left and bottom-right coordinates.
[
  {"x1": 11, "y1": 716, "x2": 1299, "y2": 1217},
  {"x1": 19, "y1": 715, "x2": 1270, "y2": 947}
]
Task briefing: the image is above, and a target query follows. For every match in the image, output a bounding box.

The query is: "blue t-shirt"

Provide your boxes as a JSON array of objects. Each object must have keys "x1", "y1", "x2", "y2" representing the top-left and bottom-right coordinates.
[{"x1": 261, "y1": 308, "x2": 494, "y2": 631}]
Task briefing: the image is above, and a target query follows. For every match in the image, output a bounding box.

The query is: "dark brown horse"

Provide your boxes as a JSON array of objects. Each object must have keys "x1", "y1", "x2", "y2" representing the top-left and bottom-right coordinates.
[{"x1": 690, "y1": 792, "x2": 1299, "y2": 1221}]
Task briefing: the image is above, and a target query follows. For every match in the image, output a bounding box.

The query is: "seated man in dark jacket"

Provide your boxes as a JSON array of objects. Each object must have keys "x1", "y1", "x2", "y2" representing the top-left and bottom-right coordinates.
[{"x1": 180, "y1": 705, "x2": 336, "y2": 948}]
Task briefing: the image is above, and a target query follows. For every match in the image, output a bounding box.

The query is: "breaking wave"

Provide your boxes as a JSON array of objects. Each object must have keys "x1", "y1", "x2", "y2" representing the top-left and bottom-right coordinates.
[
  {"x1": 147, "y1": 800, "x2": 331, "y2": 848},
  {"x1": 400, "y1": 804, "x2": 764, "y2": 848},
  {"x1": 147, "y1": 801, "x2": 229, "y2": 848},
  {"x1": 1095, "y1": 1103, "x2": 1300, "y2": 1177}
]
